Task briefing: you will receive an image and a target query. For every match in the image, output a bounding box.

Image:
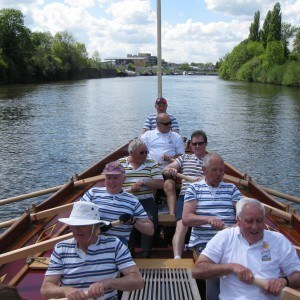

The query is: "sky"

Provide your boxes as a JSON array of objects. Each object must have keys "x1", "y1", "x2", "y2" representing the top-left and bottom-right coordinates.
[{"x1": 1, "y1": 0, "x2": 299, "y2": 64}]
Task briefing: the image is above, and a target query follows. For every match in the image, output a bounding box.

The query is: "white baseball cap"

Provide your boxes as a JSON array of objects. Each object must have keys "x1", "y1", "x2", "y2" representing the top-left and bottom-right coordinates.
[{"x1": 59, "y1": 201, "x2": 109, "y2": 226}]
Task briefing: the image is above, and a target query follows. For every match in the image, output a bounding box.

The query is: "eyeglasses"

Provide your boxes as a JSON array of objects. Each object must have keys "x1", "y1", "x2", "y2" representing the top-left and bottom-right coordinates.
[
  {"x1": 139, "y1": 150, "x2": 149, "y2": 155},
  {"x1": 158, "y1": 121, "x2": 172, "y2": 126},
  {"x1": 191, "y1": 142, "x2": 206, "y2": 146}
]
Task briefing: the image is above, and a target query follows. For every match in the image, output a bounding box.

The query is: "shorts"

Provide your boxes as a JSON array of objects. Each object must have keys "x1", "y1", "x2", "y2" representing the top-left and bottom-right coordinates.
[{"x1": 192, "y1": 243, "x2": 207, "y2": 261}]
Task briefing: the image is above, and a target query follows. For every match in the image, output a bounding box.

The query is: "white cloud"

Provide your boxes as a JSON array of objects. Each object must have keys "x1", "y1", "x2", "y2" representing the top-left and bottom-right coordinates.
[
  {"x1": 64, "y1": 0, "x2": 95, "y2": 8},
  {"x1": 1, "y1": 0, "x2": 299, "y2": 64}
]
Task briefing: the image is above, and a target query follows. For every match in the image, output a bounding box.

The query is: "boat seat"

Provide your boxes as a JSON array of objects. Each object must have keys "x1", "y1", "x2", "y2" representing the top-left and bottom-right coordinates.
[
  {"x1": 121, "y1": 259, "x2": 200, "y2": 300},
  {"x1": 158, "y1": 214, "x2": 176, "y2": 226}
]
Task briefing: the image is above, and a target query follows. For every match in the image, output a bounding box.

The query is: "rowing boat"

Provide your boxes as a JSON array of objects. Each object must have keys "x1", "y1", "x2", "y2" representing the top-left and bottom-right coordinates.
[{"x1": 0, "y1": 140, "x2": 299, "y2": 299}]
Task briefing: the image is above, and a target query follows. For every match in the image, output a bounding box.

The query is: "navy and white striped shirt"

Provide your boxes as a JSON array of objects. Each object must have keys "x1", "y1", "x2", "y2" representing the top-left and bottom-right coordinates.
[
  {"x1": 175, "y1": 154, "x2": 204, "y2": 195},
  {"x1": 46, "y1": 235, "x2": 135, "y2": 300},
  {"x1": 80, "y1": 188, "x2": 148, "y2": 241},
  {"x1": 143, "y1": 113, "x2": 179, "y2": 132},
  {"x1": 184, "y1": 179, "x2": 242, "y2": 247}
]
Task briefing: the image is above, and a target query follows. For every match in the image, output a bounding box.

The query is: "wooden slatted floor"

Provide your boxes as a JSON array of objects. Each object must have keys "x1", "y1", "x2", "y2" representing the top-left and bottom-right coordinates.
[{"x1": 121, "y1": 259, "x2": 201, "y2": 300}]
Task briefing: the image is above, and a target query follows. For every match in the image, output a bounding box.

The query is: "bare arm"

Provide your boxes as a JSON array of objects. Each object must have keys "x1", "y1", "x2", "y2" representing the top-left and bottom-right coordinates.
[
  {"x1": 141, "y1": 128, "x2": 148, "y2": 134},
  {"x1": 288, "y1": 271, "x2": 300, "y2": 288},
  {"x1": 143, "y1": 178, "x2": 164, "y2": 189},
  {"x1": 162, "y1": 153, "x2": 182, "y2": 163},
  {"x1": 40, "y1": 274, "x2": 86, "y2": 299},
  {"x1": 162, "y1": 160, "x2": 181, "y2": 176},
  {"x1": 182, "y1": 200, "x2": 225, "y2": 229},
  {"x1": 131, "y1": 179, "x2": 164, "y2": 191},
  {"x1": 192, "y1": 254, "x2": 254, "y2": 284},
  {"x1": 134, "y1": 217, "x2": 154, "y2": 236}
]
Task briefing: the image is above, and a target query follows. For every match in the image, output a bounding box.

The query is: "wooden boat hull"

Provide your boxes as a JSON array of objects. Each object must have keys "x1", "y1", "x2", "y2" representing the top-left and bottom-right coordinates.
[{"x1": 0, "y1": 141, "x2": 299, "y2": 299}]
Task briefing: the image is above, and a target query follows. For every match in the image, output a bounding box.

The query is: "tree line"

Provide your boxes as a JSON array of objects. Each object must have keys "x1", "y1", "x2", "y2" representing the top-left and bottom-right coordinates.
[
  {"x1": 218, "y1": 3, "x2": 300, "y2": 86},
  {"x1": 0, "y1": 8, "x2": 103, "y2": 84}
]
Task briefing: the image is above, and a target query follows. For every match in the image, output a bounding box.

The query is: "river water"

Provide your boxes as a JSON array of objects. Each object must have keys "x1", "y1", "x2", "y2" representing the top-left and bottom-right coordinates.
[{"x1": 0, "y1": 75, "x2": 299, "y2": 225}]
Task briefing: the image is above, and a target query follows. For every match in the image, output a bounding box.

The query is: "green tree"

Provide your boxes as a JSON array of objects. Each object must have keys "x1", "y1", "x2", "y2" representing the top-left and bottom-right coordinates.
[
  {"x1": 50, "y1": 31, "x2": 89, "y2": 79},
  {"x1": 292, "y1": 29, "x2": 300, "y2": 59},
  {"x1": 0, "y1": 8, "x2": 32, "y2": 82},
  {"x1": 0, "y1": 48, "x2": 7, "y2": 68},
  {"x1": 281, "y1": 23, "x2": 298, "y2": 58},
  {"x1": 249, "y1": 11, "x2": 260, "y2": 41},
  {"x1": 29, "y1": 31, "x2": 63, "y2": 81},
  {"x1": 260, "y1": 10, "x2": 271, "y2": 48},
  {"x1": 90, "y1": 50, "x2": 101, "y2": 68},
  {"x1": 263, "y1": 41, "x2": 285, "y2": 67},
  {"x1": 0, "y1": 9, "x2": 32, "y2": 60},
  {"x1": 268, "y1": 3, "x2": 281, "y2": 43}
]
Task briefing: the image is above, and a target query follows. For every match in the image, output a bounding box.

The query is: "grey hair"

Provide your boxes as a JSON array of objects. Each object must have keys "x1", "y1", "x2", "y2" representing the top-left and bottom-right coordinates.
[
  {"x1": 203, "y1": 152, "x2": 223, "y2": 168},
  {"x1": 236, "y1": 197, "x2": 265, "y2": 219},
  {"x1": 128, "y1": 138, "x2": 146, "y2": 154}
]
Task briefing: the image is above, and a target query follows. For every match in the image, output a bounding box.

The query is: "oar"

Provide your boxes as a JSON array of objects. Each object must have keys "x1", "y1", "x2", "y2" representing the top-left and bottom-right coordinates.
[
  {"x1": 0, "y1": 220, "x2": 121, "y2": 265},
  {"x1": 175, "y1": 172, "x2": 300, "y2": 204},
  {"x1": 0, "y1": 174, "x2": 105, "y2": 206},
  {"x1": 50, "y1": 291, "x2": 95, "y2": 300},
  {"x1": 253, "y1": 277, "x2": 300, "y2": 300},
  {"x1": 175, "y1": 173, "x2": 292, "y2": 222},
  {"x1": 224, "y1": 174, "x2": 300, "y2": 204},
  {"x1": 0, "y1": 202, "x2": 75, "y2": 229}
]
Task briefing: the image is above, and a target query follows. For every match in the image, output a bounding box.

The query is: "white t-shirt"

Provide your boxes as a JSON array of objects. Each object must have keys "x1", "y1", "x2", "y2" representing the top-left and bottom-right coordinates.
[
  {"x1": 140, "y1": 128, "x2": 184, "y2": 168},
  {"x1": 202, "y1": 227, "x2": 300, "y2": 300}
]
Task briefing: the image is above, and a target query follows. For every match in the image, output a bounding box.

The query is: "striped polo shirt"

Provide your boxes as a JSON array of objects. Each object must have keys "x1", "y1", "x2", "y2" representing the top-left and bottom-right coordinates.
[
  {"x1": 117, "y1": 157, "x2": 163, "y2": 200},
  {"x1": 80, "y1": 188, "x2": 148, "y2": 241},
  {"x1": 184, "y1": 179, "x2": 242, "y2": 247},
  {"x1": 46, "y1": 235, "x2": 135, "y2": 300},
  {"x1": 175, "y1": 154, "x2": 204, "y2": 195},
  {"x1": 143, "y1": 113, "x2": 180, "y2": 132}
]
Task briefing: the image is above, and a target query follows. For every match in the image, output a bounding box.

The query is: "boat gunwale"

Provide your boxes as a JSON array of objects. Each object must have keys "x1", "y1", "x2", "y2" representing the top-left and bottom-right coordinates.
[{"x1": 0, "y1": 140, "x2": 299, "y2": 299}]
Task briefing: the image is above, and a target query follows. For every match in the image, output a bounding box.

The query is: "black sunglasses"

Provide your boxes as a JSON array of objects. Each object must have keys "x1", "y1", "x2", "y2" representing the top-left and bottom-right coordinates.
[
  {"x1": 191, "y1": 142, "x2": 206, "y2": 146},
  {"x1": 158, "y1": 121, "x2": 172, "y2": 126},
  {"x1": 139, "y1": 150, "x2": 149, "y2": 155}
]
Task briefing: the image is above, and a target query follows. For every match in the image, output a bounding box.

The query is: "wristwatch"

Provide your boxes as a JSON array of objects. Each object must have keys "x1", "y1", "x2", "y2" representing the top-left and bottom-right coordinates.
[{"x1": 281, "y1": 276, "x2": 289, "y2": 287}]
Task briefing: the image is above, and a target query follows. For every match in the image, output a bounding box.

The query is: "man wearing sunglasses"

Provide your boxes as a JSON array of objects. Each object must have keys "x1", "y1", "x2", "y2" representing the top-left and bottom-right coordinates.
[
  {"x1": 162, "y1": 130, "x2": 208, "y2": 260},
  {"x1": 141, "y1": 97, "x2": 180, "y2": 134},
  {"x1": 140, "y1": 113, "x2": 185, "y2": 215},
  {"x1": 117, "y1": 138, "x2": 164, "y2": 258}
]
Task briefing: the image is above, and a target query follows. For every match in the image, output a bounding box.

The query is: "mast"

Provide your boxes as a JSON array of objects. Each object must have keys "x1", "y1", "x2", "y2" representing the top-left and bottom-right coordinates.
[{"x1": 157, "y1": 0, "x2": 162, "y2": 98}]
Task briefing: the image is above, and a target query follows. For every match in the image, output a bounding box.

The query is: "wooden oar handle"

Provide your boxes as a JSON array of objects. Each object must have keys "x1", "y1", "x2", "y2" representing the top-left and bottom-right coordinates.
[
  {"x1": 252, "y1": 277, "x2": 300, "y2": 300},
  {"x1": 111, "y1": 220, "x2": 122, "y2": 227},
  {"x1": 50, "y1": 290, "x2": 96, "y2": 300},
  {"x1": 175, "y1": 173, "x2": 195, "y2": 183},
  {"x1": 253, "y1": 277, "x2": 266, "y2": 289}
]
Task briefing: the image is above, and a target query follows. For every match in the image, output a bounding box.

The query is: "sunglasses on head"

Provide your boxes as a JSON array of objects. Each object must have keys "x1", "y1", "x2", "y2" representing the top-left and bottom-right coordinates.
[
  {"x1": 158, "y1": 121, "x2": 172, "y2": 126},
  {"x1": 191, "y1": 142, "x2": 206, "y2": 146},
  {"x1": 139, "y1": 150, "x2": 149, "y2": 155}
]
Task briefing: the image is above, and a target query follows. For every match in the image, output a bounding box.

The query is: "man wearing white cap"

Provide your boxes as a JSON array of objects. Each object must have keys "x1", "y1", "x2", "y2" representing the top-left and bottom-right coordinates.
[{"x1": 40, "y1": 201, "x2": 144, "y2": 300}]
